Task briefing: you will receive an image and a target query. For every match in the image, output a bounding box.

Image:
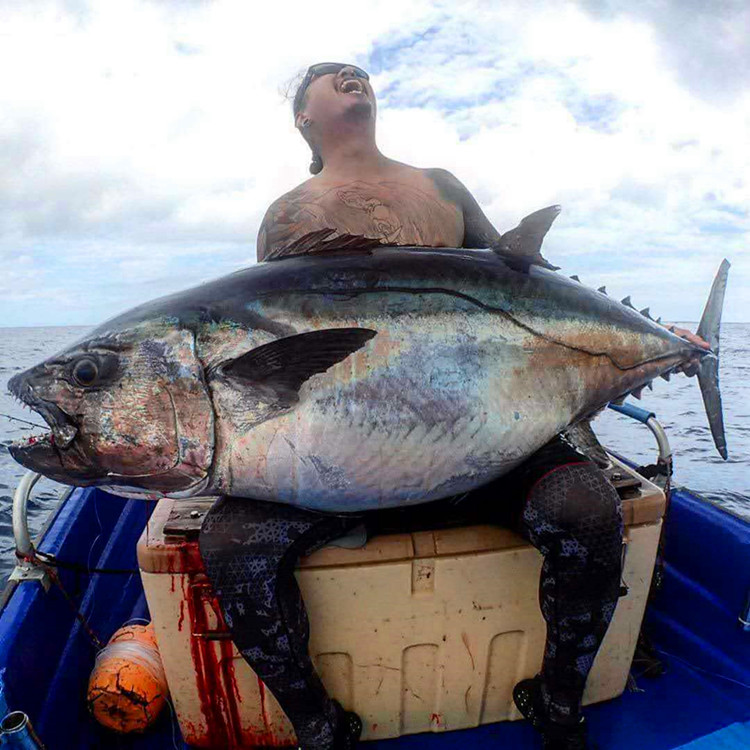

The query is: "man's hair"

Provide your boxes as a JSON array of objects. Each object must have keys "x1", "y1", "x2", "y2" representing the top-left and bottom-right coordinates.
[
  {"x1": 284, "y1": 70, "x2": 323, "y2": 174},
  {"x1": 283, "y1": 70, "x2": 307, "y2": 116}
]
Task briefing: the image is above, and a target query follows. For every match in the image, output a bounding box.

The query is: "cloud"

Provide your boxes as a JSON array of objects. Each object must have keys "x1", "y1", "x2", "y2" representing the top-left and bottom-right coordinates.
[
  {"x1": 579, "y1": 0, "x2": 750, "y2": 105},
  {"x1": 0, "y1": 0, "x2": 747, "y2": 326},
  {"x1": 370, "y1": 2, "x2": 749, "y2": 321}
]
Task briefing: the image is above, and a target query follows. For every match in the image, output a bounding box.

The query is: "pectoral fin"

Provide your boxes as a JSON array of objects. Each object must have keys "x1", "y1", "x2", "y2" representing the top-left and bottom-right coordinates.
[{"x1": 223, "y1": 328, "x2": 377, "y2": 402}]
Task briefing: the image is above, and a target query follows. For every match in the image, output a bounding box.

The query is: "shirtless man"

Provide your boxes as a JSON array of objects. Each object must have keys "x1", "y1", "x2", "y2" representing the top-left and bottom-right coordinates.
[
  {"x1": 200, "y1": 63, "x2": 704, "y2": 750},
  {"x1": 256, "y1": 62, "x2": 501, "y2": 261}
]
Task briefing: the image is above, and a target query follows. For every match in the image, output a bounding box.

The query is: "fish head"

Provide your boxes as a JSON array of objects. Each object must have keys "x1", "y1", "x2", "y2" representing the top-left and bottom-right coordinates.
[{"x1": 8, "y1": 322, "x2": 214, "y2": 496}]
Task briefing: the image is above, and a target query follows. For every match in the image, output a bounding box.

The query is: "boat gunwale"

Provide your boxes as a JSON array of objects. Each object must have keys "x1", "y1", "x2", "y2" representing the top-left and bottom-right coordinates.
[{"x1": 0, "y1": 483, "x2": 75, "y2": 613}]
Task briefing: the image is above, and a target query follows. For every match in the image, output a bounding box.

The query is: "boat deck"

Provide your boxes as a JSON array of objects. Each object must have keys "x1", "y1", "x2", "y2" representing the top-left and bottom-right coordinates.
[
  {"x1": 371, "y1": 654, "x2": 750, "y2": 750},
  {"x1": 1, "y1": 484, "x2": 748, "y2": 749},
  {"x1": 64, "y1": 623, "x2": 748, "y2": 749}
]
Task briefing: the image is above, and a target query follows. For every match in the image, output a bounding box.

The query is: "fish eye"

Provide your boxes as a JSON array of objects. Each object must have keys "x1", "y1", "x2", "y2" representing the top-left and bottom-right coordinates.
[{"x1": 72, "y1": 358, "x2": 99, "y2": 387}]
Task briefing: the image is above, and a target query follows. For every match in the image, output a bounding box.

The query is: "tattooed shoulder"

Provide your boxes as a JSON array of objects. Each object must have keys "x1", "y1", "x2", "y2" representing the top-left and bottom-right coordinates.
[{"x1": 256, "y1": 184, "x2": 326, "y2": 262}]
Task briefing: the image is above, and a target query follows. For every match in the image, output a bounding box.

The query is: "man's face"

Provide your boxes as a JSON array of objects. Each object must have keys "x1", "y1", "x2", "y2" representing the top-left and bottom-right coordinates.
[{"x1": 297, "y1": 66, "x2": 376, "y2": 131}]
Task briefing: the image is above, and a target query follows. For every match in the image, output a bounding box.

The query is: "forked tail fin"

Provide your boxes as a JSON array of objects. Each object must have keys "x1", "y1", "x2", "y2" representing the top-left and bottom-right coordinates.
[{"x1": 696, "y1": 259, "x2": 731, "y2": 459}]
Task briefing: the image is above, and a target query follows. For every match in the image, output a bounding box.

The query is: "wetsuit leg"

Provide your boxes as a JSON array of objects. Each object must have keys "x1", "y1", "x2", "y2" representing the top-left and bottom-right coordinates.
[
  {"x1": 365, "y1": 434, "x2": 624, "y2": 726},
  {"x1": 199, "y1": 497, "x2": 361, "y2": 749},
  {"x1": 509, "y1": 436, "x2": 624, "y2": 723}
]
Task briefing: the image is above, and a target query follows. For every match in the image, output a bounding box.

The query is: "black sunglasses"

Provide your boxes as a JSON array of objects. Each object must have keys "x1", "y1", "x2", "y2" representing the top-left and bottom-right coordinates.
[{"x1": 293, "y1": 62, "x2": 370, "y2": 114}]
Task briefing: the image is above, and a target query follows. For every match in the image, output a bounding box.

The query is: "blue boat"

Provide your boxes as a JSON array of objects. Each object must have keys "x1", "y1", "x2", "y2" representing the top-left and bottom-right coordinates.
[{"x1": 1, "y1": 405, "x2": 748, "y2": 749}]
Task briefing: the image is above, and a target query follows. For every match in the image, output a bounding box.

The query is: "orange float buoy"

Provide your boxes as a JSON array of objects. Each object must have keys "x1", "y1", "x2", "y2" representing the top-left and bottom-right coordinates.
[{"x1": 87, "y1": 623, "x2": 169, "y2": 733}]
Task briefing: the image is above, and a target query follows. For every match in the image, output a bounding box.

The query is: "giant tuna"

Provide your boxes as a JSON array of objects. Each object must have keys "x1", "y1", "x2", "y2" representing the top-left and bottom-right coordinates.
[{"x1": 8, "y1": 215, "x2": 730, "y2": 511}]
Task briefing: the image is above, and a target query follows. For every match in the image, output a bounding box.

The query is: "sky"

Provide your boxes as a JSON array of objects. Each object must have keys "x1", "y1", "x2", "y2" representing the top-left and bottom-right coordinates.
[{"x1": 0, "y1": 0, "x2": 748, "y2": 327}]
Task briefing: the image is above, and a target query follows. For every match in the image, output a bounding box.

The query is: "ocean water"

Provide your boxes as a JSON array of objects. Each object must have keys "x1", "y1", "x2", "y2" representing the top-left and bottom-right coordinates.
[{"x1": 1, "y1": 324, "x2": 748, "y2": 580}]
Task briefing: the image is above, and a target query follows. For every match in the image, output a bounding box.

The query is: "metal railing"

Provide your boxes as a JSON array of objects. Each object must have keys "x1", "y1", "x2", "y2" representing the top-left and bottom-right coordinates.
[
  {"x1": 607, "y1": 402, "x2": 672, "y2": 485},
  {"x1": 8, "y1": 471, "x2": 50, "y2": 590}
]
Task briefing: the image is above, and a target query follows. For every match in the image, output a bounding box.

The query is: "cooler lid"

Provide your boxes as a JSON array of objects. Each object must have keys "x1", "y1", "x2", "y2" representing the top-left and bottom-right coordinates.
[{"x1": 137, "y1": 457, "x2": 665, "y2": 574}]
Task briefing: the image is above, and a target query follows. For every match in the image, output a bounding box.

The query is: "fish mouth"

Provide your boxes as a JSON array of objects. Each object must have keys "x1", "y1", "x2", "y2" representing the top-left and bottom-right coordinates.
[
  {"x1": 7, "y1": 372, "x2": 79, "y2": 454},
  {"x1": 6, "y1": 374, "x2": 101, "y2": 485}
]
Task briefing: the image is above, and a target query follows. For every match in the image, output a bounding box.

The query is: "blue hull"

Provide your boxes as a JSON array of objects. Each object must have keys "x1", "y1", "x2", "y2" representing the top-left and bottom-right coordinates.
[{"x1": 1, "y1": 484, "x2": 748, "y2": 749}]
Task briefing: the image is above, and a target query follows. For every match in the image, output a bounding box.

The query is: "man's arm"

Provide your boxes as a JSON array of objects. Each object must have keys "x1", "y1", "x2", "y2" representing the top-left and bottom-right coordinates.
[
  {"x1": 256, "y1": 210, "x2": 271, "y2": 262},
  {"x1": 426, "y1": 168, "x2": 502, "y2": 248},
  {"x1": 428, "y1": 168, "x2": 560, "y2": 269}
]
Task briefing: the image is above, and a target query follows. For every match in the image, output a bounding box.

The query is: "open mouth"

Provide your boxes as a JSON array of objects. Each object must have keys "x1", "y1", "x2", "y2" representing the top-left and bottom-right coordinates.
[
  {"x1": 9, "y1": 403, "x2": 78, "y2": 452},
  {"x1": 14, "y1": 430, "x2": 56, "y2": 450},
  {"x1": 8, "y1": 375, "x2": 79, "y2": 452},
  {"x1": 340, "y1": 78, "x2": 365, "y2": 95},
  {"x1": 7, "y1": 402, "x2": 95, "y2": 484}
]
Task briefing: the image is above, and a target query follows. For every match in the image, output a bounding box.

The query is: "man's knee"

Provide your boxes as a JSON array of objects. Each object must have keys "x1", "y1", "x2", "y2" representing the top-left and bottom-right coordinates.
[{"x1": 524, "y1": 461, "x2": 623, "y2": 544}]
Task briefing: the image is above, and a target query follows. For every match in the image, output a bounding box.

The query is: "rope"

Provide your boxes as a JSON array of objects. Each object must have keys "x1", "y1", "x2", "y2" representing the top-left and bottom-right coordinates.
[
  {"x1": 23, "y1": 545, "x2": 137, "y2": 650},
  {"x1": 45, "y1": 564, "x2": 104, "y2": 650},
  {"x1": 34, "y1": 550, "x2": 139, "y2": 575},
  {"x1": 651, "y1": 465, "x2": 672, "y2": 596}
]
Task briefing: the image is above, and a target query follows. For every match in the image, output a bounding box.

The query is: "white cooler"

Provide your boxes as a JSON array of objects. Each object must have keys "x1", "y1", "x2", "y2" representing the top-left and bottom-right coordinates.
[{"x1": 138, "y1": 457, "x2": 665, "y2": 748}]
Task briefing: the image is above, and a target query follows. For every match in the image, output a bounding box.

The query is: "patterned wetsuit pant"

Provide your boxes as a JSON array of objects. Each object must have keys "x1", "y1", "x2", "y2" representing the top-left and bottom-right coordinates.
[{"x1": 199, "y1": 435, "x2": 624, "y2": 747}]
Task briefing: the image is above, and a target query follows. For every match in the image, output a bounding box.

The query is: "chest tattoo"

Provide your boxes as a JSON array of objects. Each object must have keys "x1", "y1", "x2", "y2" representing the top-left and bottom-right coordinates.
[{"x1": 259, "y1": 180, "x2": 463, "y2": 260}]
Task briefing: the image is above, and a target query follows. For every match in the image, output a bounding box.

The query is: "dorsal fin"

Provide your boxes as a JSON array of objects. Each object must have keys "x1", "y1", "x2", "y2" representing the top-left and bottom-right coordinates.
[
  {"x1": 263, "y1": 229, "x2": 386, "y2": 262},
  {"x1": 597, "y1": 286, "x2": 607, "y2": 295},
  {"x1": 492, "y1": 205, "x2": 561, "y2": 271}
]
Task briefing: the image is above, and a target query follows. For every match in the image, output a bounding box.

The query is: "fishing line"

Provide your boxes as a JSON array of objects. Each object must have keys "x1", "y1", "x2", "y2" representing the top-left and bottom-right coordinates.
[
  {"x1": 656, "y1": 646, "x2": 750, "y2": 690},
  {"x1": 85, "y1": 494, "x2": 104, "y2": 623},
  {"x1": 0, "y1": 412, "x2": 46, "y2": 430},
  {"x1": 36, "y1": 494, "x2": 140, "y2": 575},
  {"x1": 166, "y1": 698, "x2": 181, "y2": 750}
]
